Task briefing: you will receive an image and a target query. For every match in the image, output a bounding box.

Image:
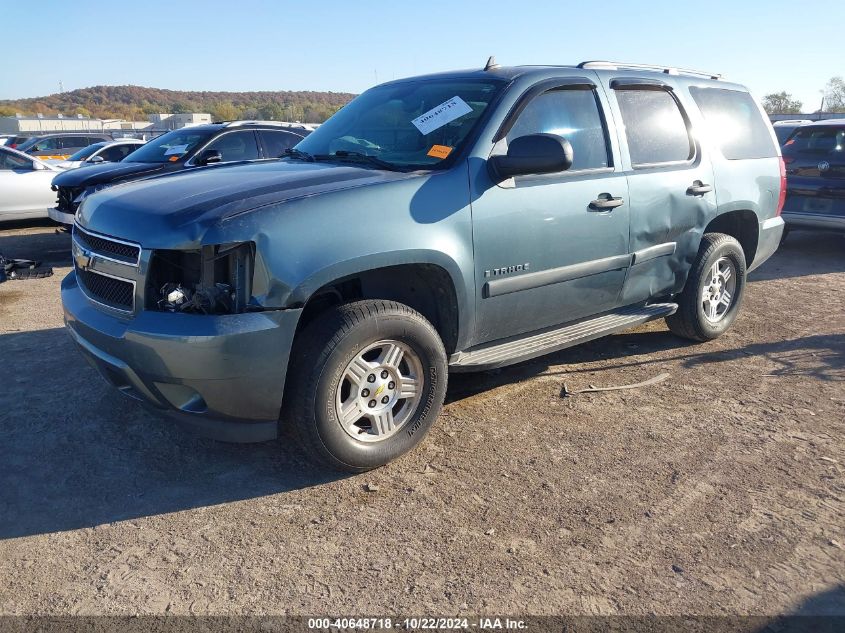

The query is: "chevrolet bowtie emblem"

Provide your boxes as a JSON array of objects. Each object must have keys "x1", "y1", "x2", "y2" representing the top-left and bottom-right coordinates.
[{"x1": 75, "y1": 247, "x2": 93, "y2": 271}]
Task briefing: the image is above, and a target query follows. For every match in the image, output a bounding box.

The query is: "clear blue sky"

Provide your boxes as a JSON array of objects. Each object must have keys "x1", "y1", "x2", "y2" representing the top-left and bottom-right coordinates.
[{"x1": 1, "y1": 0, "x2": 842, "y2": 111}]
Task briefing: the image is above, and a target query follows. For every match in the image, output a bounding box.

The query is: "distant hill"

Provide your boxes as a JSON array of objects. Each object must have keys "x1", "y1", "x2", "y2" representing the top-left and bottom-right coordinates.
[{"x1": 0, "y1": 85, "x2": 357, "y2": 124}]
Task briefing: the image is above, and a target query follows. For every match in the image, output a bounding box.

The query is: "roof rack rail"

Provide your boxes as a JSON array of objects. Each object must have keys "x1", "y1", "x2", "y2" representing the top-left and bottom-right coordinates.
[
  {"x1": 577, "y1": 61, "x2": 721, "y2": 80},
  {"x1": 224, "y1": 120, "x2": 312, "y2": 128}
]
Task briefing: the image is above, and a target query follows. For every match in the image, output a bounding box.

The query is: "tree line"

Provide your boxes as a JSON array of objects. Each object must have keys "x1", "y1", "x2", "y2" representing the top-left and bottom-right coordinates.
[
  {"x1": 4, "y1": 79, "x2": 842, "y2": 121},
  {"x1": 763, "y1": 77, "x2": 845, "y2": 114},
  {"x1": 0, "y1": 85, "x2": 357, "y2": 123}
]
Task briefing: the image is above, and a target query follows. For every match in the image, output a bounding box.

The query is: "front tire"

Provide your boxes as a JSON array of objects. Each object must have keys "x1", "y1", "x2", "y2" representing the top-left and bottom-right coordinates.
[
  {"x1": 666, "y1": 233, "x2": 747, "y2": 342},
  {"x1": 284, "y1": 300, "x2": 448, "y2": 472}
]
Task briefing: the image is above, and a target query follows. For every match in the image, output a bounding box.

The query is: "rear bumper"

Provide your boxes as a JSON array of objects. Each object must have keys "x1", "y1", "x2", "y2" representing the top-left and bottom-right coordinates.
[
  {"x1": 62, "y1": 270, "x2": 302, "y2": 442},
  {"x1": 49, "y1": 207, "x2": 75, "y2": 226},
  {"x1": 782, "y1": 212, "x2": 845, "y2": 232},
  {"x1": 748, "y1": 216, "x2": 784, "y2": 273}
]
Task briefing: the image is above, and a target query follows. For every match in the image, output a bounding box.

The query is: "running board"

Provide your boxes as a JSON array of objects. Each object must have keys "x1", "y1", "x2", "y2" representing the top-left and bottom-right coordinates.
[{"x1": 449, "y1": 303, "x2": 678, "y2": 371}]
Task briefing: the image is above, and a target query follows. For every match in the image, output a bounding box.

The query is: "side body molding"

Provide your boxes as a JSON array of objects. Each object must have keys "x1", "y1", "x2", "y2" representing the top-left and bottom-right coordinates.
[{"x1": 484, "y1": 254, "x2": 632, "y2": 298}]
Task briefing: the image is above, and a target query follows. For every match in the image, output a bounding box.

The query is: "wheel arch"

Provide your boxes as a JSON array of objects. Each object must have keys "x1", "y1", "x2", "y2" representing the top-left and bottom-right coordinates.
[
  {"x1": 288, "y1": 252, "x2": 469, "y2": 356},
  {"x1": 702, "y1": 209, "x2": 759, "y2": 267}
]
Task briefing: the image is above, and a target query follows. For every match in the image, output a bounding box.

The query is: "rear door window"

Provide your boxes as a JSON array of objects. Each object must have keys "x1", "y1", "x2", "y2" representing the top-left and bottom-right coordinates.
[
  {"x1": 615, "y1": 88, "x2": 693, "y2": 166},
  {"x1": 98, "y1": 144, "x2": 136, "y2": 162},
  {"x1": 259, "y1": 130, "x2": 304, "y2": 158},
  {"x1": 203, "y1": 131, "x2": 260, "y2": 162},
  {"x1": 690, "y1": 87, "x2": 777, "y2": 160},
  {"x1": 60, "y1": 137, "x2": 86, "y2": 150}
]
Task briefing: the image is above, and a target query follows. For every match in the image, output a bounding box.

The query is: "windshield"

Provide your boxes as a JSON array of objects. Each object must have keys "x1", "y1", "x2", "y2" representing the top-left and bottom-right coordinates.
[
  {"x1": 295, "y1": 78, "x2": 505, "y2": 170},
  {"x1": 122, "y1": 129, "x2": 212, "y2": 163},
  {"x1": 68, "y1": 143, "x2": 106, "y2": 161}
]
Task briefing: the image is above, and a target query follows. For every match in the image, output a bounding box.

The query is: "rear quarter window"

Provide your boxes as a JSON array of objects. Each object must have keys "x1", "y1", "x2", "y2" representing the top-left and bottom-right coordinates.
[{"x1": 690, "y1": 87, "x2": 777, "y2": 160}]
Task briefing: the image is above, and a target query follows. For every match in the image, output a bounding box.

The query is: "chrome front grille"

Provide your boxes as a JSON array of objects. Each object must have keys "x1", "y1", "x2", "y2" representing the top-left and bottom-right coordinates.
[
  {"x1": 72, "y1": 224, "x2": 142, "y2": 314},
  {"x1": 73, "y1": 225, "x2": 141, "y2": 265},
  {"x1": 76, "y1": 268, "x2": 135, "y2": 311}
]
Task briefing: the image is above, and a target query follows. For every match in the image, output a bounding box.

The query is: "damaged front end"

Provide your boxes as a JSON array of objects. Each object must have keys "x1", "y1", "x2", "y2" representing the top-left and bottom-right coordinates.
[{"x1": 147, "y1": 242, "x2": 257, "y2": 315}]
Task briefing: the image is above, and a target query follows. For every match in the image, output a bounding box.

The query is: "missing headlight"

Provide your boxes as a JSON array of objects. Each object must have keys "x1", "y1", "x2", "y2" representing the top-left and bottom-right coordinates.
[
  {"x1": 147, "y1": 242, "x2": 255, "y2": 314},
  {"x1": 158, "y1": 282, "x2": 234, "y2": 314}
]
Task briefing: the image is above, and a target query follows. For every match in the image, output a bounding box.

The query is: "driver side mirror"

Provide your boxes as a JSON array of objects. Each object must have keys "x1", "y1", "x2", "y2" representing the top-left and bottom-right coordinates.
[
  {"x1": 88, "y1": 155, "x2": 104, "y2": 164},
  {"x1": 196, "y1": 149, "x2": 223, "y2": 166},
  {"x1": 488, "y1": 133, "x2": 574, "y2": 182},
  {"x1": 30, "y1": 161, "x2": 46, "y2": 171}
]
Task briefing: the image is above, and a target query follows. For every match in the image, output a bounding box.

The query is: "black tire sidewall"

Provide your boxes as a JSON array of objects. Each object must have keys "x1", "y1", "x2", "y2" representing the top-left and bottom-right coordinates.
[
  {"x1": 691, "y1": 238, "x2": 746, "y2": 339},
  {"x1": 310, "y1": 310, "x2": 447, "y2": 470}
]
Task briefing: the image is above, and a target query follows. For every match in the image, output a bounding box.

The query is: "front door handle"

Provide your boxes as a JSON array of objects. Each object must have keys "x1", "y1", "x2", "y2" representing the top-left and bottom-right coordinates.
[
  {"x1": 589, "y1": 194, "x2": 624, "y2": 211},
  {"x1": 687, "y1": 180, "x2": 713, "y2": 196}
]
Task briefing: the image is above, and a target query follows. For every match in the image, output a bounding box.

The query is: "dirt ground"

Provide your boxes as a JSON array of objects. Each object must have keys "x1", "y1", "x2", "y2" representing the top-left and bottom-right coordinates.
[{"x1": 0, "y1": 222, "x2": 843, "y2": 618}]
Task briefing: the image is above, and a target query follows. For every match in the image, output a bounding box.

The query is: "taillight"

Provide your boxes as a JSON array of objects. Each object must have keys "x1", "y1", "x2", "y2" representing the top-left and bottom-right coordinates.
[{"x1": 776, "y1": 156, "x2": 787, "y2": 217}]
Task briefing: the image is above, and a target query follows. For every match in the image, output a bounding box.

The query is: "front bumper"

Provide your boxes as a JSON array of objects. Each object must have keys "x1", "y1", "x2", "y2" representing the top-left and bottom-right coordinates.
[
  {"x1": 48, "y1": 207, "x2": 75, "y2": 226},
  {"x1": 62, "y1": 270, "x2": 302, "y2": 442},
  {"x1": 748, "y1": 216, "x2": 785, "y2": 273}
]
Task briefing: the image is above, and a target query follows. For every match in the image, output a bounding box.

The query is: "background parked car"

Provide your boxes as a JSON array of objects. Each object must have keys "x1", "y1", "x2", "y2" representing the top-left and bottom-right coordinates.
[
  {"x1": 0, "y1": 146, "x2": 62, "y2": 222},
  {"x1": 4, "y1": 136, "x2": 31, "y2": 150},
  {"x1": 17, "y1": 133, "x2": 113, "y2": 160},
  {"x1": 773, "y1": 119, "x2": 812, "y2": 145},
  {"x1": 781, "y1": 119, "x2": 845, "y2": 238},
  {"x1": 51, "y1": 138, "x2": 146, "y2": 170},
  {"x1": 0, "y1": 135, "x2": 15, "y2": 146},
  {"x1": 49, "y1": 121, "x2": 310, "y2": 226}
]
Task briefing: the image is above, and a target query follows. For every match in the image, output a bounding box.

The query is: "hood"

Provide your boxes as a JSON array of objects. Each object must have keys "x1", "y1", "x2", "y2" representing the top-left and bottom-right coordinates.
[
  {"x1": 77, "y1": 160, "x2": 418, "y2": 245},
  {"x1": 52, "y1": 161, "x2": 167, "y2": 187}
]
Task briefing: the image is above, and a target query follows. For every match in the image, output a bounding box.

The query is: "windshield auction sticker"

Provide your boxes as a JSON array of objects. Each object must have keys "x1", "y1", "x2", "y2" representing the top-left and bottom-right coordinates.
[
  {"x1": 412, "y1": 96, "x2": 473, "y2": 135},
  {"x1": 164, "y1": 144, "x2": 189, "y2": 156},
  {"x1": 427, "y1": 145, "x2": 453, "y2": 159}
]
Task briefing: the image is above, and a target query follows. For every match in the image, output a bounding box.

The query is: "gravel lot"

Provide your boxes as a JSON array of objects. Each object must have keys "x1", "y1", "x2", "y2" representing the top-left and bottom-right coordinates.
[{"x1": 0, "y1": 223, "x2": 843, "y2": 617}]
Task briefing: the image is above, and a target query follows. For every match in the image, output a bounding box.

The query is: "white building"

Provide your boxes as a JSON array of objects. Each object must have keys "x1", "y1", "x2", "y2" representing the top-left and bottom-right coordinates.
[
  {"x1": 148, "y1": 113, "x2": 212, "y2": 130},
  {"x1": 0, "y1": 113, "x2": 109, "y2": 134},
  {"x1": 0, "y1": 112, "x2": 213, "y2": 135}
]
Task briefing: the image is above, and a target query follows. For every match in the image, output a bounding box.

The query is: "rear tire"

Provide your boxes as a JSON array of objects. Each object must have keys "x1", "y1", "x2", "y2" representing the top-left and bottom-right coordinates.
[
  {"x1": 284, "y1": 300, "x2": 448, "y2": 472},
  {"x1": 666, "y1": 233, "x2": 747, "y2": 342}
]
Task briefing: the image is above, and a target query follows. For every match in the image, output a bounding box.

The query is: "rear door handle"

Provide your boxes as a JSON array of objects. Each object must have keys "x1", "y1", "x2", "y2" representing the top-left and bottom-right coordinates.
[
  {"x1": 589, "y1": 194, "x2": 624, "y2": 210},
  {"x1": 687, "y1": 180, "x2": 713, "y2": 196}
]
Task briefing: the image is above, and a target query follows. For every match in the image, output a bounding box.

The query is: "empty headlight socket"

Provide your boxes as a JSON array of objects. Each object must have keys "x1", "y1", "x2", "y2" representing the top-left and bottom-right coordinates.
[
  {"x1": 148, "y1": 242, "x2": 255, "y2": 313},
  {"x1": 201, "y1": 242, "x2": 255, "y2": 312}
]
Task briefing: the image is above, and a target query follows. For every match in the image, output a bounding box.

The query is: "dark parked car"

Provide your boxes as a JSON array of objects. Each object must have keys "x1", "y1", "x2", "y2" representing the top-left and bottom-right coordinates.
[
  {"x1": 3, "y1": 135, "x2": 32, "y2": 150},
  {"x1": 781, "y1": 119, "x2": 845, "y2": 236},
  {"x1": 18, "y1": 133, "x2": 113, "y2": 160},
  {"x1": 49, "y1": 121, "x2": 310, "y2": 226},
  {"x1": 62, "y1": 60, "x2": 784, "y2": 470},
  {"x1": 772, "y1": 119, "x2": 811, "y2": 145}
]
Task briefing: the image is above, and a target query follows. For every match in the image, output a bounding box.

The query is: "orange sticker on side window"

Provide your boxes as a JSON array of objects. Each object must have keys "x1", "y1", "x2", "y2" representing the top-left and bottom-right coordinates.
[{"x1": 427, "y1": 145, "x2": 453, "y2": 159}]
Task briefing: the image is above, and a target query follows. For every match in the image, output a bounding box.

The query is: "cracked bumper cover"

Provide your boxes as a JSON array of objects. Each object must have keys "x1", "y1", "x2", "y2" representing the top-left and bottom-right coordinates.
[{"x1": 62, "y1": 270, "x2": 302, "y2": 442}]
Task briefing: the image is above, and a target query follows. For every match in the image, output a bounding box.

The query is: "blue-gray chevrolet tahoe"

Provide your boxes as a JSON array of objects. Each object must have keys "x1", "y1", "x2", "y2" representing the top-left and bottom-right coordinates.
[{"x1": 62, "y1": 59, "x2": 786, "y2": 471}]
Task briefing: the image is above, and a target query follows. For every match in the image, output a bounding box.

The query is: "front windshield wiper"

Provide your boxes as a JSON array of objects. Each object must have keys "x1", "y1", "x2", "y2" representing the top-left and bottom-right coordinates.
[
  {"x1": 281, "y1": 148, "x2": 315, "y2": 162},
  {"x1": 313, "y1": 151, "x2": 401, "y2": 171}
]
